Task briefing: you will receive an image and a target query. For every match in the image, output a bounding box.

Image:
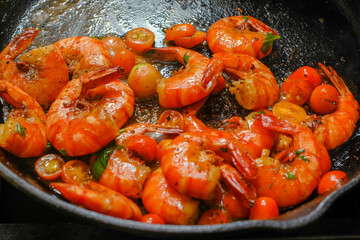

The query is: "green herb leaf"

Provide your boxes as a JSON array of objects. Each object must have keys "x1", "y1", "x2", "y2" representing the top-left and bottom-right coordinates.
[
  {"x1": 15, "y1": 122, "x2": 26, "y2": 137},
  {"x1": 90, "y1": 142, "x2": 117, "y2": 181},
  {"x1": 269, "y1": 182, "x2": 274, "y2": 189},
  {"x1": 299, "y1": 155, "x2": 310, "y2": 163},
  {"x1": 46, "y1": 142, "x2": 52, "y2": 152},
  {"x1": 118, "y1": 129, "x2": 127, "y2": 135},
  {"x1": 220, "y1": 147, "x2": 228, "y2": 153},
  {"x1": 183, "y1": 52, "x2": 190, "y2": 65},
  {"x1": 197, "y1": 165, "x2": 202, "y2": 171},
  {"x1": 295, "y1": 149, "x2": 305, "y2": 156},
  {"x1": 243, "y1": 16, "x2": 249, "y2": 21},
  {"x1": 252, "y1": 110, "x2": 266, "y2": 118},
  {"x1": 59, "y1": 148, "x2": 68, "y2": 158},
  {"x1": 260, "y1": 33, "x2": 280, "y2": 55},
  {"x1": 285, "y1": 172, "x2": 295, "y2": 180}
]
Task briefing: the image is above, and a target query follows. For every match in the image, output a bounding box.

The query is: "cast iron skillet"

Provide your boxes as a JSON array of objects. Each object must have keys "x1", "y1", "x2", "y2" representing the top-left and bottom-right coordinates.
[{"x1": 0, "y1": 0, "x2": 360, "y2": 238}]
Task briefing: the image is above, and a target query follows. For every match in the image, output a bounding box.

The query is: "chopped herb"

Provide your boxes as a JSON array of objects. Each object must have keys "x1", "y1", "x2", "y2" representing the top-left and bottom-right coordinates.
[
  {"x1": 295, "y1": 149, "x2": 309, "y2": 162},
  {"x1": 118, "y1": 129, "x2": 127, "y2": 135},
  {"x1": 269, "y1": 182, "x2": 274, "y2": 189},
  {"x1": 260, "y1": 33, "x2": 280, "y2": 55},
  {"x1": 15, "y1": 122, "x2": 26, "y2": 137},
  {"x1": 285, "y1": 172, "x2": 295, "y2": 180},
  {"x1": 252, "y1": 110, "x2": 266, "y2": 118},
  {"x1": 117, "y1": 144, "x2": 124, "y2": 150},
  {"x1": 90, "y1": 142, "x2": 117, "y2": 180},
  {"x1": 183, "y1": 52, "x2": 190, "y2": 65},
  {"x1": 243, "y1": 16, "x2": 249, "y2": 21},
  {"x1": 220, "y1": 147, "x2": 228, "y2": 153},
  {"x1": 197, "y1": 165, "x2": 202, "y2": 171},
  {"x1": 46, "y1": 142, "x2": 52, "y2": 152},
  {"x1": 91, "y1": 36, "x2": 105, "y2": 40},
  {"x1": 59, "y1": 148, "x2": 68, "y2": 158},
  {"x1": 299, "y1": 155, "x2": 310, "y2": 163}
]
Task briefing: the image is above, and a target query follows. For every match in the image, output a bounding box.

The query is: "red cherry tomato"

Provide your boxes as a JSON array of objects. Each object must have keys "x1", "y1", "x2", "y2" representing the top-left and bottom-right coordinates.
[
  {"x1": 173, "y1": 31, "x2": 206, "y2": 48},
  {"x1": 101, "y1": 36, "x2": 126, "y2": 59},
  {"x1": 127, "y1": 135, "x2": 158, "y2": 162},
  {"x1": 157, "y1": 110, "x2": 184, "y2": 130},
  {"x1": 317, "y1": 170, "x2": 348, "y2": 195},
  {"x1": 112, "y1": 49, "x2": 136, "y2": 75},
  {"x1": 125, "y1": 27, "x2": 155, "y2": 54},
  {"x1": 61, "y1": 160, "x2": 93, "y2": 184},
  {"x1": 165, "y1": 23, "x2": 196, "y2": 41},
  {"x1": 289, "y1": 66, "x2": 321, "y2": 89},
  {"x1": 141, "y1": 214, "x2": 165, "y2": 224},
  {"x1": 35, "y1": 154, "x2": 65, "y2": 181},
  {"x1": 309, "y1": 84, "x2": 339, "y2": 115},
  {"x1": 127, "y1": 63, "x2": 161, "y2": 98},
  {"x1": 249, "y1": 197, "x2": 279, "y2": 220},
  {"x1": 197, "y1": 209, "x2": 230, "y2": 225}
]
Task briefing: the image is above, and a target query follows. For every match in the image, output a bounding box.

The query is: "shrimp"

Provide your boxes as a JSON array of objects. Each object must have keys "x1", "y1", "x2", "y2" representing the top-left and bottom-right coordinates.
[
  {"x1": 161, "y1": 129, "x2": 257, "y2": 200},
  {"x1": 149, "y1": 47, "x2": 224, "y2": 108},
  {"x1": 251, "y1": 113, "x2": 326, "y2": 207},
  {"x1": 0, "y1": 80, "x2": 47, "y2": 158},
  {"x1": 54, "y1": 36, "x2": 112, "y2": 78},
  {"x1": 308, "y1": 64, "x2": 360, "y2": 150},
  {"x1": 142, "y1": 168, "x2": 199, "y2": 225},
  {"x1": 208, "y1": 52, "x2": 279, "y2": 110},
  {"x1": 99, "y1": 123, "x2": 182, "y2": 199},
  {"x1": 206, "y1": 16, "x2": 280, "y2": 59},
  {"x1": 0, "y1": 29, "x2": 69, "y2": 109},
  {"x1": 51, "y1": 181, "x2": 142, "y2": 220},
  {"x1": 46, "y1": 67, "x2": 134, "y2": 157}
]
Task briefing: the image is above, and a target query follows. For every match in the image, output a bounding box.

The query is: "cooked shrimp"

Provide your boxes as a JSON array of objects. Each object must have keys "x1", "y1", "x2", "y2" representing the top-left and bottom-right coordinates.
[
  {"x1": 251, "y1": 114, "x2": 326, "y2": 207},
  {"x1": 206, "y1": 16, "x2": 280, "y2": 59},
  {"x1": 46, "y1": 67, "x2": 134, "y2": 157},
  {"x1": 0, "y1": 29, "x2": 69, "y2": 109},
  {"x1": 208, "y1": 52, "x2": 279, "y2": 110},
  {"x1": 142, "y1": 168, "x2": 199, "y2": 225},
  {"x1": 99, "y1": 123, "x2": 182, "y2": 199},
  {"x1": 161, "y1": 129, "x2": 257, "y2": 200},
  {"x1": 55, "y1": 36, "x2": 112, "y2": 78},
  {"x1": 0, "y1": 80, "x2": 47, "y2": 158},
  {"x1": 150, "y1": 47, "x2": 224, "y2": 108},
  {"x1": 51, "y1": 181, "x2": 142, "y2": 220},
  {"x1": 308, "y1": 64, "x2": 360, "y2": 150}
]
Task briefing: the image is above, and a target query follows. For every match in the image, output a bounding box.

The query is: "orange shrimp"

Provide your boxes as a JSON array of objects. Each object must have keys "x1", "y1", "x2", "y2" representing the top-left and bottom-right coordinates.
[
  {"x1": 208, "y1": 52, "x2": 279, "y2": 110},
  {"x1": 51, "y1": 181, "x2": 142, "y2": 220},
  {"x1": 251, "y1": 114, "x2": 326, "y2": 207},
  {"x1": 142, "y1": 168, "x2": 199, "y2": 225},
  {"x1": 55, "y1": 36, "x2": 112, "y2": 78},
  {"x1": 0, "y1": 29, "x2": 69, "y2": 109},
  {"x1": 46, "y1": 67, "x2": 134, "y2": 157},
  {"x1": 99, "y1": 123, "x2": 182, "y2": 199},
  {"x1": 150, "y1": 47, "x2": 224, "y2": 108},
  {"x1": 206, "y1": 16, "x2": 280, "y2": 59},
  {"x1": 0, "y1": 80, "x2": 47, "y2": 158},
  {"x1": 161, "y1": 129, "x2": 257, "y2": 200},
  {"x1": 308, "y1": 64, "x2": 360, "y2": 150}
]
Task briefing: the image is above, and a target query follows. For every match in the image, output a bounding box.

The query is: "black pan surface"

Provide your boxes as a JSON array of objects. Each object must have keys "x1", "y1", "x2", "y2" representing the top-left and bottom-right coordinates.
[{"x1": 0, "y1": 0, "x2": 360, "y2": 237}]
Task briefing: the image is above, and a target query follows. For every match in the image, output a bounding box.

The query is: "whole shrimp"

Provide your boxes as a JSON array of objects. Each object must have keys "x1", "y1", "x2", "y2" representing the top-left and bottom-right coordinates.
[
  {"x1": 308, "y1": 64, "x2": 360, "y2": 150},
  {"x1": 55, "y1": 36, "x2": 112, "y2": 78},
  {"x1": 99, "y1": 123, "x2": 182, "y2": 199},
  {"x1": 150, "y1": 47, "x2": 224, "y2": 108},
  {"x1": 0, "y1": 80, "x2": 47, "y2": 158},
  {"x1": 205, "y1": 52, "x2": 279, "y2": 110},
  {"x1": 142, "y1": 168, "x2": 200, "y2": 225},
  {"x1": 251, "y1": 113, "x2": 328, "y2": 207},
  {"x1": 46, "y1": 67, "x2": 134, "y2": 157},
  {"x1": 51, "y1": 181, "x2": 142, "y2": 220},
  {"x1": 206, "y1": 16, "x2": 280, "y2": 59},
  {"x1": 0, "y1": 29, "x2": 69, "y2": 109}
]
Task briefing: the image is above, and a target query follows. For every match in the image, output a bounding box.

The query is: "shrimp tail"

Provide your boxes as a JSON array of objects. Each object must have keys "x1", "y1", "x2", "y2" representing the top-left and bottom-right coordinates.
[
  {"x1": 202, "y1": 57, "x2": 223, "y2": 90},
  {"x1": 318, "y1": 63, "x2": 349, "y2": 96},
  {"x1": 255, "y1": 114, "x2": 298, "y2": 135},
  {"x1": 1, "y1": 28, "x2": 39, "y2": 59},
  {"x1": 228, "y1": 142, "x2": 257, "y2": 179}
]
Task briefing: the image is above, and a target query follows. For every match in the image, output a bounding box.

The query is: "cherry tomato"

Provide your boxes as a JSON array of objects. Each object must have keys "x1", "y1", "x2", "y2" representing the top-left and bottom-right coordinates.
[
  {"x1": 61, "y1": 160, "x2": 93, "y2": 184},
  {"x1": 272, "y1": 101, "x2": 307, "y2": 124},
  {"x1": 112, "y1": 49, "x2": 136, "y2": 75},
  {"x1": 309, "y1": 84, "x2": 339, "y2": 115},
  {"x1": 35, "y1": 154, "x2": 65, "y2": 181},
  {"x1": 157, "y1": 110, "x2": 184, "y2": 130},
  {"x1": 165, "y1": 23, "x2": 196, "y2": 41},
  {"x1": 249, "y1": 197, "x2": 279, "y2": 220},
  {"x1": 281, "y1": 78, "x2": 313, "y2": 106},
  {"x1": 317, "y1": 170, "x2": 348, "y2": 195},
  {"x1": 197, "y1": 209, "x2": 230, "y2": 225},
  {"x1": 156, "y1": 139, "x2": 173, "y2": 163},
  {"x1": 101, "y1": 36, "x2": 126, "y2": 59},
  {"x1": 140, "y1": 214, "x2": 165, "y2": 224},
  {"x1": 318, "y1": 143, "x2": 331, "y2": 175},
  {"x1": 127, "y1": 63, "x2": 161, "y2": 98},
  {"x1": 125, "y1": 27, "x2": 155, "y2": 54},
  {"x1": 289, "y1": 66, "x2": 321, "y2": 89},
  {"x1": 173, "y1": 31, "x2": 206, "y2": 48},
  {"x1": 127, "y1": 135, "x2": 158, "y2": 162}
]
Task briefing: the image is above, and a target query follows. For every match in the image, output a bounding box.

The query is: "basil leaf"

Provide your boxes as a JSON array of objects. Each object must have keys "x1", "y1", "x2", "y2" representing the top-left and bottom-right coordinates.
[
  {"x1": 243, "y1": 16, "x2": 249, "y2": 21},
  {"x1": 260, "y1": 33, "x2": 280, "y2": 55},
  {"x1": 183, "y1": 52, "x2": 190, "y2": 65},
  {"x1": 90, "y1": 142, "x2": 117, "y2": 180},
  {"x1": 59, "y1": 148, "x2": 68, "y2": 158},
  {"x1": 15, "y1": 122, "x2": 26, "y2": 137},
  {"x1": 285, "y1": 172, "x2": 295, "y2": 180}
]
